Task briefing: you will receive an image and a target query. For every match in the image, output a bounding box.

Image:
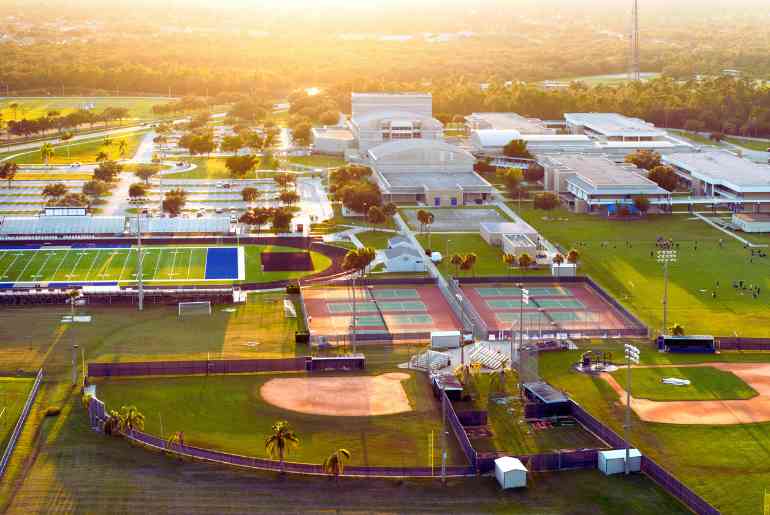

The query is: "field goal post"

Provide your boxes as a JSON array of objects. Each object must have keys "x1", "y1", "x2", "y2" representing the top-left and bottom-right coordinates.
[{"x1": 178, "y1": 301, "x2": 212, "y2": 318}]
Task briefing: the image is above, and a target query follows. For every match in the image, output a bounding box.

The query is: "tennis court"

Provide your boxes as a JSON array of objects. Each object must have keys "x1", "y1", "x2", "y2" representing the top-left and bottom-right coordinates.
[
  {"x1": 462, "y1": 280, "x2": 643, "y2": 336},
  {"x1": 303, "y1": 283, "x2": 461, "y2": 339}
]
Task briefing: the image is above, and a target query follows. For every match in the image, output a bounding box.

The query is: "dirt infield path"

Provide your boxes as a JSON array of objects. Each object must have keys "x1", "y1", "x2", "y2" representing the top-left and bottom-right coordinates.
[
  {"x1": 601, "y1": 363, "x2": 770, "y2": 425},
  {"x1": 260, "y1": 372, "x2": 412, "y2": 416}
]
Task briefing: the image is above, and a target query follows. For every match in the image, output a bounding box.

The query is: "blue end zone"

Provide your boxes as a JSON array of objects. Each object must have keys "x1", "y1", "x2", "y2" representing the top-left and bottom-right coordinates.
[{"x1": 205, "y1": 248, "x2": 239, "y2": 280}]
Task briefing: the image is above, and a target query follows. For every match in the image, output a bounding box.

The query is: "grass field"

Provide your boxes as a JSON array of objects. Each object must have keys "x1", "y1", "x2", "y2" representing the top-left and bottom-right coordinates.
[
  {"x1": 725, "y1": 136, "x2": 770, "y2": 152},
  {"x1": 669, "y1": 130, "x2": 715, "y2": 146},
  {"x1": 95, "y1": 370, "x2": 465, "y2": 467},
  {"x1": 356, "y1": 230, "x2": 396, "y2": 249},
  {"x1": 167, "y1": 157, "x2": 279, "y2": 180},
  {"x1": 0, "y1": 244, "x2": 329, "y2": 284},
  {"x1": 540, "y1": 343, "x2": 770, "y2": 514},
  {"x1": 0, "y1": 377, "x2": 33, "y2": 450},
  {"x1": 610, "y1": 366, "x2": 757, "y2": 401},
  {"x1": 287, "y1": 155, "x2": 346, "y2": 168},
  {"x1": 9, "y1": 131, "x2": 147, "y2": 165},
  {"x1": 0, "y1": 97, "x2": 171, "y2": 122},
  {"x1": 515, "y1": 205, "x2": 770, "y2": 336}
]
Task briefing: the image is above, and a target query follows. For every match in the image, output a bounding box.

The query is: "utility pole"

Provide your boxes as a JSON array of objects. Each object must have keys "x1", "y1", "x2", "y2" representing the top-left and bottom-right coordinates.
[
  {"x1": 623, "y1": 343, "x2": 640, "y2": 474},
  {"x1": 441, "y1": 391, "x2": 447, "y2": 484},
  {"x1": 519, "y1": 285, "x2": 529, "y2": 360},
  {"x1": 71, "y1": 344, "x2": 79, "y2": 386},
  {"x1": 136, "y1": 209, "x2": 144, "y2": 311},
  {"x1": 350, "y1": 274, "x2": 357, "y2": 353},
  {"x1": 629, "y1": 0, "x2": 641, "y2": 81},
  {"x1": 656, "y1": 246, "x2": 677, "y2": 335}
]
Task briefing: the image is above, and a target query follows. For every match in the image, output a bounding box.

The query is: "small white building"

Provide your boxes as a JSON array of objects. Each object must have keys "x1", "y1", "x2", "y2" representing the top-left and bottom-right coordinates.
[
  {"x1": 598, "y1": 449, "x2": 642, "y2": 475},
  {"x1": 551, "y1": 262, "x2": 577, "y2": 277},
  {"x1": 383, "y1": 246, "x2": 427, "y2": 272},
  {"x1": 480, "y1": 221, "x2": 540, "y2": 247},
  {"x1": 494, "y1": 456, "x2": 528, "y2": 489},
  {"x1": 733, "y1": 213, "x2": 770, "y2": 233},
  {"x1": 311, "y1": 127, "x2": 355, "y2": 155}
]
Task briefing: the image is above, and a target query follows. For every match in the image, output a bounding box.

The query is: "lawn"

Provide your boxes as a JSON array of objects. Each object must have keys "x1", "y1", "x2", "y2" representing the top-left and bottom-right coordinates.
[
  {"x1": 0, "y1": 377, "x2": 33, "y2": 450},
  {"x1": 356, "y1": 230, "x2": 397, "y2": 249},
  {"x1": 327, "y1": 203, "x2": 397, "y2": 231},
  {"x1": 287, "y1": 154, "x2": 346, "y2": 168},
  {"x1": 610, "y1": 366, "x2": 757, "y2": 401},
  {"x1": 168, "y1": 157, "x2": 283, "y2": 180},
  {"x1": 9, "y1": 131, "x2": 148, "y2": 165},
  {"x1": 669, "y1": 130, "x2": 716, "y2": 146},
  {"x1": 515, "y1": 205, "x2": 770, "y2": 336},
  {"x1": 94, "y1": 370, "x2": 465, "y2": 468},
  {"x1": 0, "y1": 96, "x2": 171, "y2": 121},
  {"x1": 539, "y1": 344, "x2": 770, "y2": 514},
  {"x1": 725, "y1": 137, "x2": 770, "y2": 152},
  {"x1": 553, "y1": 72, "x2": 661, "y2": 85}
]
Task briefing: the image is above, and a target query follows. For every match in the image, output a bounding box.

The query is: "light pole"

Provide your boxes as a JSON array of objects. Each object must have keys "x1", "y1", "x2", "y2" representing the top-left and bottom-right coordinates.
[
  {"x1": 519, "y1": 285, "x2": 529, "y2": 356},
  {"x1": 136, "y1": 206, "x2": 145, "y2": 311},
  {"x1": 445, "y1": 239, "x2": 451, "y2": 271},
  {"x1": 71, "y1": 344, "x2": 79, "y2": 386},
  {"x1": 656, "y1": 247, "x2": 677, "y2": 335},
  {"x1": 623, "y1": 343, "x2": 640, "y2": 475}
]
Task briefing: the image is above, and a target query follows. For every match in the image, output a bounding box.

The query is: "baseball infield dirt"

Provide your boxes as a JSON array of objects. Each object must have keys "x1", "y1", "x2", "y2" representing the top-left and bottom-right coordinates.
[
  {"x1": 602, "y1": 363, "x2": 770, "y2": 425},
  {"x1": 259, "y1": 372, "x2": 412, "y2": 416}
]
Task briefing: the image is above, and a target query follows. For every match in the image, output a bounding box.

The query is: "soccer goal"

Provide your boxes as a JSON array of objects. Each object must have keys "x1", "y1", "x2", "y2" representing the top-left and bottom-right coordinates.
[{"x1": 178, "y1": 301, "x2": 212, "y2": 318}]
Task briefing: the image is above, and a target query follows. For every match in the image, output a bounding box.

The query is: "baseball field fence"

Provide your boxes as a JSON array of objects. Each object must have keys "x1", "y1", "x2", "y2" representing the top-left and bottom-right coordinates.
[{"x1": 0, "y1": 369, "x2": 43, "y2": 479}]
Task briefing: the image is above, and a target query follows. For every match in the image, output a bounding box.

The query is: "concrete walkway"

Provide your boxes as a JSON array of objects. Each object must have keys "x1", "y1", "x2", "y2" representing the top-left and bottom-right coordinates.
[{"x1": 693, "y1": 213, "x2": 766, "y2": 248}]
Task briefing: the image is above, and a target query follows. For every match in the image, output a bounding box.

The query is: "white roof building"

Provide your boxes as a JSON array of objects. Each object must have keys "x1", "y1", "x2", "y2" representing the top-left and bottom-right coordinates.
[
  {"x1": 464, "y1": 113, "x2": 555, "y2": 134},
  {"x1": 311, "y1": 127, "x2": 355, "y2": 156},
  {"x1": 565, "y1": 113, "x2": 666, "y2": 140},
  {"x1": 662, "y1": 150, "x2": 770, "y2": 202},
  {"x1": 470, "y1": 130, "x2": 594, "y2": 155}
]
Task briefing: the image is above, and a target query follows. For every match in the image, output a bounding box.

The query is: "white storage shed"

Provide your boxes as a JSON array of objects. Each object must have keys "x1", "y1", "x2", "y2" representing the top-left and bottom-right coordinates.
[
  {"x1": 598, "y1": 449, "x2": 642, "y2": 475},
  {"x1": 494, "y1": 456, "x2": 528, "y2": 489},
  {"x1": 430, "y1": 330, "x2": 461, "y2": 349}
]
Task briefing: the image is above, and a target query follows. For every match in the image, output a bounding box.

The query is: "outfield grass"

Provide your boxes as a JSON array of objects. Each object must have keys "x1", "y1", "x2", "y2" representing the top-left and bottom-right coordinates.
[
  {"x1": 515, "y1": 205, "x2": 770, "y2": 336},
  {"x1": 725, "y1": 137, "x2": 770, "y2": 152},
  {"x1": 0, "y1": 377, "x2": 33, "y2": 450},
  {"x1": 94, "y1": 370, "x2": 465, "y2": 467},
  {"x1": 539, "y1": 344, "x2": 770, "y2": 514},
  {"x1": 243, "y1": 244, "x2": 331, "y2": 283},
  {"x1": 9, "y1": 131, "x2": 148, "y2": 165},
  {"x1": 0, "y1": 97, "x2": 170, "y2": 121},
  {"x1": 610, "y1": 366, "x2": 757, "y2": 401},
  {"x1": 356, "y1": 230, "x2": 397, "y2": 249}
]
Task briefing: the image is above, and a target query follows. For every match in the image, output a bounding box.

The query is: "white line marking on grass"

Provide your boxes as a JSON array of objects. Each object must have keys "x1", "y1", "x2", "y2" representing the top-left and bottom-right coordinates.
[
  {"x1": 152, "y1": 248, "x2": 162, "y2": 280},
  {"x1": 0, "y1": 252, "x2": 22, "y2": 280},
  {"x1": 31, "y1": 251, "x2": 56, "y2": 279},
  {"x1": 84, "y1": 249, "x2": 102, "y2": 281},
  {"x1": 185, "y1": 248, "x2": 194, "y2": 279},
  {"x1": 14, "y1": 251, "x2": 38, "y2": 282},
  {"x1": 167, "y1": 249, "x2": 180, "y2": 277},
  {"x1": 65, "y1": 250, "x2": 87, "y2": 280},
  {"x1": 50, "y1": 249, "x2": 70, "y2": 280},
  {"x1": 118, "y1": 249, "x2": 132, "y2": 281}
]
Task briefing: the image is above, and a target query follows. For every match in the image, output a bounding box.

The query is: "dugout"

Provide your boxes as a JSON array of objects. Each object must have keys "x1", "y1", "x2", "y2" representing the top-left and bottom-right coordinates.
[
  {"x1": 657, "y1": 335, "x2": 715, "y2": 353},
  {"x1": 307, "y1": 354, "x2": 366, "y2": 372},
  {"x1": 522, "y1": 381, "x2": 571, "y2": 418},
  {"x1": 431, "y1": 373, "x2": 464, "y2": 401}
]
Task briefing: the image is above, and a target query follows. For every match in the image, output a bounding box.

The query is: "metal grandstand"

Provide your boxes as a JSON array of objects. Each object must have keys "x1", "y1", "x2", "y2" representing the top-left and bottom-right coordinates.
[
  {"x1": 128, "y1": 217, "x2": 232, "y2": 234},
  {"x1": 0, "y1": 216, "x2": 126, "y2": 237}
]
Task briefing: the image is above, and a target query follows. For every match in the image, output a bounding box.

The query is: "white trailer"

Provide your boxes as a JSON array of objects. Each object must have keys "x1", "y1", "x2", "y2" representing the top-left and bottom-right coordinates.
[
  {"x1": 495, "y1": 456, "x2": 527, "y2": 489},
  {"x1": 598, "y1": 449, "x2": 642, "y2": 475},
  {"x1": 431, "y1": 330, "x2": 461, "y2": 349}
]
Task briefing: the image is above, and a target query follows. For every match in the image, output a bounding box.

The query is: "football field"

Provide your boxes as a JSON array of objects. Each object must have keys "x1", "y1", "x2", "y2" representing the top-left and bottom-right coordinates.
[{"x1": 0, "y1": 246, "x2": 243, "y2": 284}]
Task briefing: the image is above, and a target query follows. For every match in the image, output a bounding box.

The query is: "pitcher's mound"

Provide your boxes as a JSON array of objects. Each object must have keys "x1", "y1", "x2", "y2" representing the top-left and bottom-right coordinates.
[{"x1": 260, "y1": 372, "x2": 412, "y2": 416}]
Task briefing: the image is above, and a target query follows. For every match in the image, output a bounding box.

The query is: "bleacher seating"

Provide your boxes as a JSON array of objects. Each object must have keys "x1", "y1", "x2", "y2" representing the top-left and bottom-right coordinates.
[
  {"x1": 0, "y1": 216, "x2": 126, "y2": 236},
  {"x1": 469, "y1": 345, "x2": 508, "y2": 370},
  {"x1": 411, "y1": 350, "x2": 450, "y2": 371},
  {"x1": 127, "y1": 217, "x2": 231, "y2": 234}
]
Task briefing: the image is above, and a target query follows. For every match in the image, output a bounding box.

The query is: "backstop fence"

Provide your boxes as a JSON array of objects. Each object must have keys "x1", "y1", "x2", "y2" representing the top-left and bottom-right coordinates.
[
  {"x1": 0, "y1": 369, "x2": 43, "y2": 479},
  {"x1": 443, "y1": 390, "x2": 478, "y2": 471}
]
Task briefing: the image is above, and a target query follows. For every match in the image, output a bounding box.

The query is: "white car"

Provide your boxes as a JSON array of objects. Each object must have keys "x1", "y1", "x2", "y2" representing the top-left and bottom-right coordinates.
[{"x1": 430, "y1": 251, "x2": 443, "y2": 263}]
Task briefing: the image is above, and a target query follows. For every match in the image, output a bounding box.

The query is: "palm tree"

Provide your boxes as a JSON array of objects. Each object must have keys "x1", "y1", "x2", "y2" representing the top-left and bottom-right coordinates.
[
  {"x1": 424, "y1": 211, "x2": 435, "y2": 249},
  {"x1": 40, "y1": 142, "x2": 55, "y2": 168},
  {"x1": 118, "y1": 140, "x2": 128, "y2": 157},
  {"x1": 518, "y1": 253, "x2": 533, "y2": 270},
  {"x1": 670, "y1": 323, "x2": 685, "y2": 336},
  {"x1": 0, "y1": 162, "x2": 18, "y2": 189},
  {"x1": 461, "y1": 253, "x2": 477, "y2": 276},
  {"x1": 552, "y1": 253, "x2": 565, "y2": 278},
  {"x1": 265, "y1": 420, "x2": 300, "y2": 473},
  {"x1": 104, "y1": 409, "x2": 121, "y2": 436},
  {"x1": 67, "y1": 289, "x2": 79, "y2": 316},
  {"x1": 322, "y1": 448, "x2": 351, "y2": 484},
  {"x1": 503, "y1": 253, "x2": 517, "y2": 276},
  {"x1": 103, "y1": 137, "x2": 113, "y2": 147},
  {"x1": 166, "y1": 431, "x2": 185, "y2": 450},
  {"x1": 450, "y1": 253, "x2": 463, "y2": 277},
  {"x1": 118, "y1": 405, "x2": 145, "y2": 434},
  {"x1": 95, "y1": 151, "x2": 109, "y2": 162},
  {"x1": 566, "y1": 249, "x2": 580, "y2": 264}
]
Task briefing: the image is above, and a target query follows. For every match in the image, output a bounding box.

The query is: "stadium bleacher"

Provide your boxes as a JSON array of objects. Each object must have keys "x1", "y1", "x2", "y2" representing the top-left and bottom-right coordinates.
[
  {"x1": 469, "y1": 345, "x2": 508, "y2": 370},
  {"x1": 127, "y1": 217, "x2": 231, "y2": 234},
  {"x1": 0, "y1": 216, "x2": 126, "y2": 237}
]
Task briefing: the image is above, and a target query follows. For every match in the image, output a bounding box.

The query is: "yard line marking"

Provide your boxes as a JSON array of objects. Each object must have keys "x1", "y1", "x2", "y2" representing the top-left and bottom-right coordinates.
[
  {"x1": 0, "y1": 252, "x2": 23, "y2": 280},
  {"x1": 31, "y1": 251, "x2": 56, "y2": 279},
  {"x1": 65, "y1": 250, "x2": 87, "y2": 279},
  {"x1": 50, "y1": 249, "x2": 71, "y2": 280},
  {"x1": 167, "y1": 249, "x2": 180, "y2": 277},
  {"x1": 185, "y1": 248, "x2": 194, "y2": 279},
  {"x1": 0, "y1": 251, "x2": 14, "y2": 278},
  {"x1": 117, "y1": 249, "x2": 132, "y2": 281},
  {"x1": 14, "y1": 250, "x2": 38, "y2": 282},
  {"x1": 152, "y1": 248, "x2": 163, "y2": 280},
  {"x1": 84, "y1": 249, "x2": 102, "y2": 280}
]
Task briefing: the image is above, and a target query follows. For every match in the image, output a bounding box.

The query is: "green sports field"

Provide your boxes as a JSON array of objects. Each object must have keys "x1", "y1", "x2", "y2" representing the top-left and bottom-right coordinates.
[
  {"x1": 0, "y1": 377, "x2": 33, "y2": 451},
  {"x1": 9, "y1": 131, "x2": 148, "y2": 165},
  {"x1": 610, "y1": 366, "x2": 757, "y2": 401},
  {"x1": 0, "y1": 97, "x2": 171, "y2": 122}
]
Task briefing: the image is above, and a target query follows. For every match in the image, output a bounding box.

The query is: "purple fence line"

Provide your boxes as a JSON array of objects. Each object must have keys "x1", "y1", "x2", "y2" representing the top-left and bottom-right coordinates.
[
  {"x1": 716, "y1": 337, "x2": 770, "y2": 351},
  {"x1": 569, "y1": 400, "x2": 720, "y2": 515},
  {"x1": 0, "y1": 369, "x2": 43, "y2": 478},
  {"x1": 88, "y1": 357, "x2": 309, "y2": 378},
  {"x1": 443, "y1": 391, "x2": 478, "y2": 471},
  {"x1": 476, "y1": 449, "x2": 599, "y2": 474}
]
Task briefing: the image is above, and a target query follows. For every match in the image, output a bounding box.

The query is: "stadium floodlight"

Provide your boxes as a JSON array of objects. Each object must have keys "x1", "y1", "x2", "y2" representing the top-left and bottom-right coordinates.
[
  {"x1": 622, "y1": 342, "x2": 641, "y2": 475},
  {"x1": 656, "y1": 249, "x2": 678, "y2": 336}
]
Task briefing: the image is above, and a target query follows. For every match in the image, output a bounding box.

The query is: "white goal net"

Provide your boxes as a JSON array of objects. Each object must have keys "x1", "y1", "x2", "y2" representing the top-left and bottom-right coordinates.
[{"x1": 178, "y1": 301, "x2": 212, "y2": 318}]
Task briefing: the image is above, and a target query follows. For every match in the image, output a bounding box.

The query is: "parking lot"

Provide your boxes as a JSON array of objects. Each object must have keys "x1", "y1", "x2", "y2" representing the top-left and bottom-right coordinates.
[{"x1": 402, "y1": 207, "x2": 510, "y2": 232}]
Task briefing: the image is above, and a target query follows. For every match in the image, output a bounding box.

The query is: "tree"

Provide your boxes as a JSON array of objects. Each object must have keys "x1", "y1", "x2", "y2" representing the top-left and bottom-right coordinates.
[
  {"x1": 60, "y1": 131, "x2": 74, "y2": 159},
  {"x1": 40, "y1": 142, "x2": 55, "y2": 168},
  {"x1": 625, "y1": 150, "x2": 661, "y2": 171},
  {"x1": 367, "y1": 205, "x2": 386, "y2": 231},
  {"x1": 225, "y1": 154, "x2": 258, "y2": 178},
  {"x1": 162, "y1": 188, "x2": 187, "y2": 216},
  {"x1": 648, "y1": 165, "x2": 678, "y2": 192},
  {"x1": 166, "y1": 431, "x2": 185, "y2": 451},
  {"x1": 129, "y1": 183, "x2": 148, "y2": 199},
  {"x1": 271, "y1": 207, "x2": 294, "y2": 232},
  {"x1": 0, "y1": 162, "x2": 18, "y2": 189},
  {"x1": 459, "y1": 253, "x2": 477, "y2": 276},
  {"x1": 279, "y1": 190, "x2": 300, "y2": 205},
  {"x1": 552, "y1": 253, "x2": 565, "y2": 278},
  {"x1": 239, "y1": 207, "x2": 272, "y2": 233},
  {"x1": 82, "y1": 180, "x2": 111, "y2": 199},
  {"x1": 42, "y1": 183, "x2": 68, "y2": 201},
  {"x1": 95, "y1": 151, "x2": 109, "y2": 162},
  {"x1": 382, "y1": 202, "x2": 397, "y2": 218},
  {"x1": 241, "y1": 187, "x2": 260, "y2": 203},
  {"x1": 497, "y1": 167, "x2": 524, "y2": 197},
  {"x1": 503, "y1": 253, "x2": 517, "y2": 275},
  {"x1": 220, "y1": 134, "x2": 244, "y2": 155},
  {"x1": 118, "y1": 139, "x2": 128, "y2": 157},
  {"x1": 118, "y1": 405, "x2": 145, "y2": 434},
  {"x1": 290, "y1": 121, "x2": 313, "y2": 146},
  {"x1": 273, "y1": 173, "x2": 296, "y2": 191},
  {"x1": 518, "y1": 253, "x2": 533, "y2": 270},
  {"x1": 259, "y1": 150, "x2": 279, "y2": 170},
  {"x1": 323, "y1": 448, "x2": 351, "y2": 484},
  {"x1": 566, "y1": 249, "x2": 580, "y2": 264},
  {"x1": 342, "y1": 247, "x2": 376, "y2": 276},
  {"x1": 533, "y1": 192, "x2": 559, "y2": 210},
  {"x1": 633, "y1": 196, "x2": 651, "y2": 215},
  {"x1": 450, "y1": 253, "x2": 463, "y2": 277},
  {"x1": 56, "y1": 193, "x2": 89, "y2": 207},
  {"x1": 134, "y1": 164, "x2": 158, "y2": 185},
  {"x1": 339, "y1": 182, "x2": 381, "y2": 214},
  {"x1": 523, "y1": 163, "x2": 544, "y2": 183},
  {"x1": 709, "y1": 132, "x2": 724, "y2": 142},
  {"x1": 670, "y1": 323, "x2": 685, "y2": 336},
  {"x1": 319, "y1": 110, "x2": 341, "y2": 126},
  {"x1": 265, "y1": 420, "x2": 300, "y2": 473},
  {"x1": 93, "y1": 160, "x2": 123, "y2": 183},
  {"x1": 502, "y1": 139, "x2": 532, "y2": 159}
]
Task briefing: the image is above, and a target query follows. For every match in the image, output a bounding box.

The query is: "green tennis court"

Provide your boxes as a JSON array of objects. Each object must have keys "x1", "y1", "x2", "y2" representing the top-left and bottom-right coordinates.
[
  {"x1": 486, "y1": 299, "x2": 528, "y2": 309},
  {"x1": 535, "y1": 299, "x2": 585, "y2": 309},
  {"x1": 372, "y1": 288, "x2": 420, "y2": 299},
  {"x1": 475, "y1": 286, "x2": 568, "y2": 297},
  {"x1": 327, "y1": 300, "x2": 426, "y2": 314},
  {"x1": 353, "y1": 315, "x2": 386, "y2": 327},
  {"x1": 495, "y1": 312, "x2": 550, "y2": 323},
  {"x1": 386, "y1": 314, "x2": 434, "y2": 325}
]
